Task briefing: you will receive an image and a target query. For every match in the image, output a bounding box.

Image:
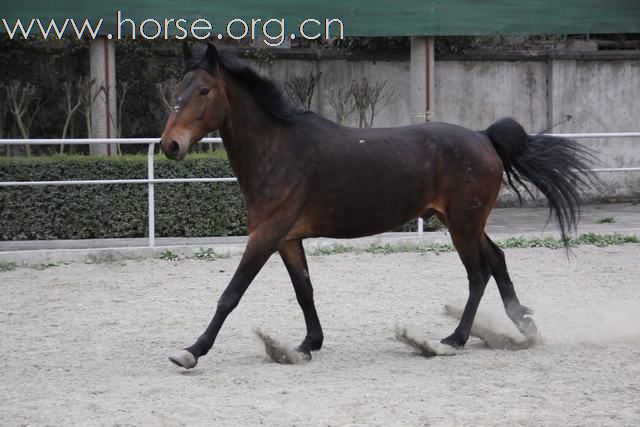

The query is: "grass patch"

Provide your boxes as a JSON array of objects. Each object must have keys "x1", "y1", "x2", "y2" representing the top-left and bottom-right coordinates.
[
  {"x1": 160, "y1": 250, "x2": 180, "y2": 261},
  {"x1": 311, "y1": 244, "x2": 357, "y2": 256},
  {"x1": 85, "y1": 253, "x2": 122, "y2": 264},
  {"x1": 310, "y1": 233, "x2": 638, "y2": 256},
  {"x1": 573, "y1": 232, "x2": 638, "y2": 247},
  {"x1": 502, "y1": 233, "x2": 639, "y2": 249},
  {"x1": 195, "y1": 247, "x2": 217, "y2": 260},
  {"x1": 33, "y1": 261, "x2": 59, "y2": 270},
  {"x1": 365, "y1": 242, "x2": 455, "y2": 255},
  {"x1": 311, "y1": 241, "x2": 455, "y2": 256},
  {"x1": 499, "y1": 236, "x2": 568, "y2": 249},
  {"x1": 597, "y1": 216, "x2": 616, "y2": 224},
  {"x1": 0, "y1": 261, "x2": 17, "y2": 271},
  {"x1": 194, "y1": 247, "x2": 228, "y2": 260}
]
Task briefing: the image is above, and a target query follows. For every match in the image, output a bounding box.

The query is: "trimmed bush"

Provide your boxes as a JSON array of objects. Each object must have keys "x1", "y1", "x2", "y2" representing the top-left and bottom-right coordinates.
[{"x1": 0, "y1": 154, "x2": 246, "y2": 240}]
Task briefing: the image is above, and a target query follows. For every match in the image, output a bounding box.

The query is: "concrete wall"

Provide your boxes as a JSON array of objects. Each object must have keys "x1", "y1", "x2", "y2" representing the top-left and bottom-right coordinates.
[
  {"x1": 435, "y1": 58, "x2": 640, "y2": 167},
  {"x1": 250, "y1": 57, "x2": 411, "y2": 128},
  {"x1": 548, "y1": 59, "x2": 640, "y2": 201},
  {"x1": 433, "y1": 60, "x2": 549, "y2": 132},
  {"x1": 251, "y1": 53, "x2": 640, "y2": 201}
]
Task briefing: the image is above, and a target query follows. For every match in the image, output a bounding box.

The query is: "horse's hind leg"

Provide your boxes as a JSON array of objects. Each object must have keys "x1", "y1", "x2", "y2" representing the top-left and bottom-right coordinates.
[
  {"x1": 279, "y1": 239, "x2": 324, "y2": 356},
  {"x1": 441, "y1": 222, "x2": 492, "y2": 348},
  {"x1": 484, "y1": 234, "x2": 537, "y2": 339}
]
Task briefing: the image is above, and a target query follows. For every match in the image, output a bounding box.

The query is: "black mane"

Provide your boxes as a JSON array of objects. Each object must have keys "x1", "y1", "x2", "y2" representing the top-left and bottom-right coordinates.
[{"x1": 185, "y1": 44, "x2": 302, "y2": 122}]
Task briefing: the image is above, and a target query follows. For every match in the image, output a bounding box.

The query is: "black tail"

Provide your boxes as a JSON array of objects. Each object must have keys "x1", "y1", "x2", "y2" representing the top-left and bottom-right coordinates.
[{"x1": 484, "y1": 118, "x2": 599, "y2": 245}]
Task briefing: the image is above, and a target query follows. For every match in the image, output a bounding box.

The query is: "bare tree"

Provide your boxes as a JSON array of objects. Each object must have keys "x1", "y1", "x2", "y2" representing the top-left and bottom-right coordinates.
[
  {"x1": 0, "y1": 85, "x2": 7, "y2": 155},
  {"x1": 104, "y1": 81, "x2": 130, "y2": 155},
  {"x1": 116, "y1": 81, "x2": 129, "y2": 141},
  {"x1": 350, "y1": 78, "x2": 394, "y2": 128},
  {"x1": 61, "y1": 82, "x2": 82, "y2": 138},
  {"x1": 284, "y1": 71, "x2": 321, "y2": 110},
  {"x1": 5, "y1": 81, "x2": 43, "y2": 156},
  {"x1": 155, "y1": 78, "x2": 178, "y2": 114},
  {"x1": 59, "y1": 79, "x2": 89, "y2": 153},
  {"x1": 328, "y1": 85, "x2": 357, "y2": 125},
  {"x1": 78, "y1": 79, "x2": 99, "y2": 141}
]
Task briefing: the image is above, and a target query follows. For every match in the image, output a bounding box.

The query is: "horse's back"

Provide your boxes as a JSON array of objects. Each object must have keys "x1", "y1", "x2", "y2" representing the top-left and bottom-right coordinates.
[{"x1": 304, "y1": 116, "x2": 498, "y2": 162}]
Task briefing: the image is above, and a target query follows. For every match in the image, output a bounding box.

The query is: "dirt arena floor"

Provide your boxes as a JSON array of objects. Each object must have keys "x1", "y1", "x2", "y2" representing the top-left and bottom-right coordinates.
[{"x1": 2, "y1": 245, "x2": 639, "y2": 426}]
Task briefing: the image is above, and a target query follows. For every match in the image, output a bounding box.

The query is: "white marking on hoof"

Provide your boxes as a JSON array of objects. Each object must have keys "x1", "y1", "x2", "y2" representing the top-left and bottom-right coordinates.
[
  {"x1": 168, "y1": 349, "x2": 197, "y2": 369},
  {"x1": 518, "y1": 315, "x2": 539, "y2": 341}
]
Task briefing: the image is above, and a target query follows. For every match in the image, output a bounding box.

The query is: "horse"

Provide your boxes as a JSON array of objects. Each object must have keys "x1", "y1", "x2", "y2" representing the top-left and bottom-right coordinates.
[{"x1": 160, "y1": 41, "x2": 596, "y2": 369}]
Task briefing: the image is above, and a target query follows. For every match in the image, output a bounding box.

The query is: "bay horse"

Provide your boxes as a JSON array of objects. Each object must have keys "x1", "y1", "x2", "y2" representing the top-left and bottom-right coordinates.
[{"x1": 160, "y1": 42, "x2": 595, "y2": 369}]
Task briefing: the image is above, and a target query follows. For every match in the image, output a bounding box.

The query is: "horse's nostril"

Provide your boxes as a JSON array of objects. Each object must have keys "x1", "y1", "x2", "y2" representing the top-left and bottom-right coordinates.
[{"x1": 170, "y1": 141, "x2": 180, "y2": 154}]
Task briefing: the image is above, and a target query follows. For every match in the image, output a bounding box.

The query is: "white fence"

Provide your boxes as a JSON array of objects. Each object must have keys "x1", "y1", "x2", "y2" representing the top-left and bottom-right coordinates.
[{"x1": 1, "y1": 133, "x2": 639, "y2": 247}]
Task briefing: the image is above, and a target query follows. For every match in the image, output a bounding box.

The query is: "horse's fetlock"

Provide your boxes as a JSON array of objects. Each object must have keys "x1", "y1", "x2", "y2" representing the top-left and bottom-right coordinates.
[{"x1": 307, "y1": 332, "x2": 324, "y2": 350}]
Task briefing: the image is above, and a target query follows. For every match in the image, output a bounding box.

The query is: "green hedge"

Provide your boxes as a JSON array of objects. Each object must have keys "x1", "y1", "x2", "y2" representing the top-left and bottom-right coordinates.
[
  {"x1": 0, "y1": 154, "x2": 247, "y2": 240},
  {"x1": 0, "y1": 154, "x2": 439, "y2": 240}
]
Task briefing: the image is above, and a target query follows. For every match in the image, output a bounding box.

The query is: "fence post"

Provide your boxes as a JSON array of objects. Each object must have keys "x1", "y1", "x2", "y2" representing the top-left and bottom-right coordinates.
[
  {"x1": 418, "y1": 218, "x2": 424, "y2": 237},
  {"x1": 147, "y1": 142, "x2": 155, "y2": 247}
]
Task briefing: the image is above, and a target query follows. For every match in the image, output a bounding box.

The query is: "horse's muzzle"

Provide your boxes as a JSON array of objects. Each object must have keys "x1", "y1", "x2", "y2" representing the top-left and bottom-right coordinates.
[{"x1": 161, "y1": 139, "x2": 185, "y2": 161}]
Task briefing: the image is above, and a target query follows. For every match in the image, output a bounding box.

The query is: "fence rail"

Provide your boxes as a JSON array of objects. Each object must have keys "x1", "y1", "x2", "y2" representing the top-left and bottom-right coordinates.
[
  {"x1": 0, "y1": 137, "x2": 224, "y2": 146},
  {"x1": 1, "y1": 133, "x2": 639, "y2": 246}
]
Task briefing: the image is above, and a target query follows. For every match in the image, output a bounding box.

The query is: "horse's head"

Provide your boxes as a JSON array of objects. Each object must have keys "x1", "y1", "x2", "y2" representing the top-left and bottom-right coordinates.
[{"x1": 160, "y1": 42, "x2": 228, "y2": 161}]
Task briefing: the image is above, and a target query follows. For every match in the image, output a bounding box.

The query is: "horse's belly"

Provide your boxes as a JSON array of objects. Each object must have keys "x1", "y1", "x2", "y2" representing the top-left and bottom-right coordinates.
[{"x1": 294, "y1": 174, "x2": 431, "y2": 239}]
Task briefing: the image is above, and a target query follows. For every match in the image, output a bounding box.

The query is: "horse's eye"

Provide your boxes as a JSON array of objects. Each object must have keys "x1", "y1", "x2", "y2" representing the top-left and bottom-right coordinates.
[{"x1": 199, "y1": 88, "x2": 210, "y2": 96}]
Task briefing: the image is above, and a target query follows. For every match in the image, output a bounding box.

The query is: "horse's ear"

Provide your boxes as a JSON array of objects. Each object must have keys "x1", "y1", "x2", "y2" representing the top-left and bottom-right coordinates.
[
  {"x1": 206, "y1": 41, "x2": 219, "y2": 68},
  {"x1": 182, "y1": 42, "x2": 192, "y2": 62}
]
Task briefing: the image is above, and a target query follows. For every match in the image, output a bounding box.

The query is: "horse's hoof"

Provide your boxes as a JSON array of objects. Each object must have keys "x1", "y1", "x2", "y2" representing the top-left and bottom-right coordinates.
[
  {"x1": 440, "y1": 333, "x2": 466, "y2": 349},
  {"x1": 296, "y1": 347, "x2": 312, "y2": 362},
  {"x1": 518, "y1": 315, "x2": 538, "y2": 340},
  {"x1": 168, "y1": 349, "x2": 197, "y2": 369}
]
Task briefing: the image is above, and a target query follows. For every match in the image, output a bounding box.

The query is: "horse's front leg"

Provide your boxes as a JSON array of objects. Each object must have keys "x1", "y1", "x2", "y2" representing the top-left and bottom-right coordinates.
[
  {"x1": 169, "y1": 227, "x2": 282, "y2": 369},
  {"x1": 279, "y1": 239, "x2": 323, "y2": 358}
]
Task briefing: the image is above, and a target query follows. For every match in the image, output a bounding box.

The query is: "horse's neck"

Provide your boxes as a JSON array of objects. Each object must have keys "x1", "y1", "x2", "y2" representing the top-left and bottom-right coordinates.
[{"x1": 219, "y1": 83, "x2": 285, "y2": 196}]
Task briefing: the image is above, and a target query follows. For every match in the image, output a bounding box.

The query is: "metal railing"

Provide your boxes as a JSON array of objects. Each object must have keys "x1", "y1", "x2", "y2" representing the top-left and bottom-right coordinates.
[
  {"x1": 1, "y1": 132, "x2": 639, "y2": 245},
  {"x1": 0, "y1": 137, "x2": 226, "y2": 247}
]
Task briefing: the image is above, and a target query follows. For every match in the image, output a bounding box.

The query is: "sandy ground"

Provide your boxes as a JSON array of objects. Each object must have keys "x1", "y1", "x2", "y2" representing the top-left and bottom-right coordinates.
[{"x1": 1, "y1": 245, "x2": 640, "y2": 426}]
